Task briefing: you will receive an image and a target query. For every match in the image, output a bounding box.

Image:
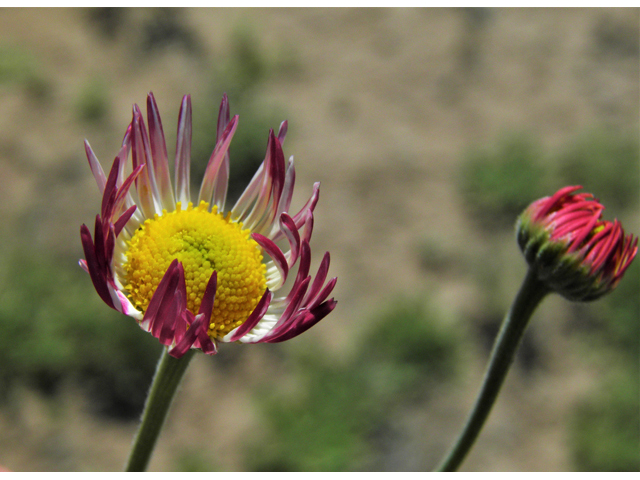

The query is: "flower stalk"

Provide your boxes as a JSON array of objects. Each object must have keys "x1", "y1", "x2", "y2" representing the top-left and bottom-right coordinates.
[
  {"x1": 436, "y1": 267, "x2": 550, "y2": 471},
  {"x1": 125, "y1": 348, "x2": 195, "y2": 472}
]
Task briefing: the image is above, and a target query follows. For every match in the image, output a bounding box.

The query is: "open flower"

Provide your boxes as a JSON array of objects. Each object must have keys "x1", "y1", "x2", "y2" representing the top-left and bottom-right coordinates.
[
  {"x1": 516, "y1": 185, "x2": 637, "y2": 301},
  {"x1": 80, "y1": 93, "x2": 337, "y2": 357}
]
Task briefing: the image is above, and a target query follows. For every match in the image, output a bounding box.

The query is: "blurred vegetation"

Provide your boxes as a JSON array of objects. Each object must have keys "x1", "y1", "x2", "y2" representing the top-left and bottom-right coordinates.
[
  {"x1": 139, "y1": 8, "x2": 202, "y2": 55},
  {"x1": 555, "y1": 128, "x2": 639, "y2": 211},
  {"x1": 86, "y1": 7, "x2": 125, "y2": 40},
  {"x1": 75, "y1": 77, "x2": 110, "y2": 124},
  {"x1": 0, "y1": 249, "x2": 161, "y2": 419},
  {"x1": 459, "y1": 132, "x2": 547, "y2": 230},
  {"x1": 591, "y1": 12, "x2": 640, "y2": 59},
  {"x1": 191, "y1": 26, "x2": 287, "y2": 205},
  {"x1": 0, "y1": 44, "x2": 51, "y2": 101},
  {"x1": 459, "y1": 127, "x2": 639, "y2": 232},
  {"x1": 174, "y1": 449, "x2": 218, "y2": 472},
  {"x1": 244, "y1": 298, "x2": 460, "y2": 471},
  {"x1": 571, "y1": 372, "x2": 640, "y2": 471},
  {"x1": 86, "y1": 8, "x2": 202, "y2": 55},
  {"x1": 569, "y1": 261, "x2": 640, "y2": 471}
]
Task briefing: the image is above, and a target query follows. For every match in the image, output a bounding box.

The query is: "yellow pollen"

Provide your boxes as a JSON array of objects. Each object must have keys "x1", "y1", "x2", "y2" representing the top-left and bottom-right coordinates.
[{"x1": 124, "y1": 201, "x2": 267, "y2": 339}]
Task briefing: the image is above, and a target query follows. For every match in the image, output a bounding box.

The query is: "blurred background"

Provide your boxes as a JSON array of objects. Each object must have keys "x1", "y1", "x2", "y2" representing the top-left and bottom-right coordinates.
[{"x1": 0, "y1": 8, "x2": 638, "y2": 472}]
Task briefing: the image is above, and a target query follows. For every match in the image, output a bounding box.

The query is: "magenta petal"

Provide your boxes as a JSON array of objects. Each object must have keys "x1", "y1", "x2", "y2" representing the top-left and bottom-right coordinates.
[
  {"x1": 174, "y1": 94, "x2": 192, "y2": 206},
  {"x1": 101, "y1": 155, "x2": 121, "y2": 223},
  {"x1": 84, "y1": 140, "x2": 107, "y2": 193},
  {"x1": 262, "y1": 278, "x2": 311, "y2": 343},
  {"x1": 198, "y1": 115, "x2": 238, "y2": 206},
  {"x1": 616, "y1": 236, "x2": 638, "y2": 280},
  {"x1": 111, "y1": 164, "x2": 144, "y2": 226},
  {"x1": 279, "y1": 213, "x2": 300, "y2": 266},
  {"x1": 567, "y1": 213, "x2": 600, "y2": 253},
  {"x1": 229, "y1": 289, "x2": 272, "y2": 342},
  {"x1": 92, "y1": 216, "x2": 108, "y2": 273},
  {"x1": 242, "y1": 133, "x2": 276, "y2": 230},
  {"x1": 267, "y1": 299, "x2": 337, "y2": 344},
  {"x1": 211, "y1": 99, "x2": 231, "y2": 210},
  {"x1": 131, "y1": 106, "x2": 159, "y2": 218},
  {"x1": 277, "y1": 120, "x2": 288, "y2": 145},
  {"x1": 172, "y1": 310, "x2": 192, "y2": 347},
  {"x1": 291, "y1": 182, "x2": 320, "y2": 230},
  {"x1": 158, "y1": 288, "x2": 181, "y2": 346},
  {"x1": 279, "y1": 277, "x2": 311, "y2": 325},
  {"x1": 78, "y1": 259, "x2": 89, "y2": 273},
  {"x1": 303, "y1": 251, "x2": 331, "y2": 305},
  {"x1": 171, "y1": 312, "x2": 217, "y2": 357},
  {"x1": 216, "y1": 93, "x2": 230, "y2": 140},
  {"x1": 535, "y1": 185, "x2": 583, "y2": 220},
  {"x1": 104, "y1": 227, "x2": 116, "y2": 274},
  {"x1": 252, "y1": 232, "x2": 289, "y2": 284},
  {"x1": 195, "y1": 322, "x2": 217, "y2": 355},
  {"x1": 113, "y1": 205, "x2": 138, "y2": 238},
  {"x1": 301, "y1": 213, "x2": 314, "y2": 246},
  {"x1": 212, "y1": 98, "x2": 231, "y2": 209},
  {"x1": 141, "y1": 260, "x2": 180, "y2": 334},
  {"x1": 307, "y1": 276, "x2": 338, "y2": 310},
  {"x1": 268, "y1": 132, "x2": 286, "y2": 212},
  {"x1": 285, "y1": 241, "x2": 311, "y2": 303},
  {"x1": 147, "y1": 92, "x2": 175, "y2": 210},
  {"x1": 275, "y1": 158, "x2": 296, "y2": 223},
  {"x1": 80, "y1": 224, "x2": 114, "y2": 309},
  {"x1": 198, "y1": 271, "x2": 218, "y2": 319},
  {"x1": 169, "y1": 312, "x2": 200, "y2": 358}
]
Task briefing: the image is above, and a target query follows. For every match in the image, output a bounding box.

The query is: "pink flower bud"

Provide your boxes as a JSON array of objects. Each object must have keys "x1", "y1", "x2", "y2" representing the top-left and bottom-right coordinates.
[{"x1": 516, "y1": 186, "x2": 637, "y2": 301}]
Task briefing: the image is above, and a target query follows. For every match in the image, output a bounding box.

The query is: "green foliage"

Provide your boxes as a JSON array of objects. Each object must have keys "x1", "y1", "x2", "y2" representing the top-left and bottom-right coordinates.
[
  {"x1": 555, "y1": 128, "x2": 639, "y2": 211},
  {"x1": 76, "y1": 78, "x2": 110, "y2": 124},
  {"x1": 599, "y1": 261, "x2": 639, "y2": 359},
  {"x1": 248, "y1": 356, "x2": 376, "y2": 471},
  {"x1": 568, "y1": 262, "x2": 639, "y2": 471},
  {"x1": 174, "y1": 449, "x2": 218, "y2": 471},
  {"x1": 459, "y1": 132, "x2": 546, "y2": 230},
  {"x1": 458, "y1": 128, "x2": 639, "y2": 231},
  {"x1": 245, "y1": 297, "x2": 460, "y2": 471},
  {"x1": 570, "y1": 261, "x2": 639, "y2": 361},
  {"x1": 0, "y1": 250, "x2": 160, "y2": 418},
  {"x1": 0, "y1": 44, "x2": 51, "y2": 100},
  {"x1": 571, "y1": 371, "x2": 640, "y2": 471},
  {"x1": 359, "y1": 298, "x2": 459, "y2": 401}
]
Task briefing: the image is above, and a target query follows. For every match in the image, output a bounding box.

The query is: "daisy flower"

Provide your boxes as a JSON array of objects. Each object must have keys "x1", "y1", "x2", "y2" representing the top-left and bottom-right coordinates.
[{"x1": 80, "y1": 93, "x2": 337, "y2": 358}]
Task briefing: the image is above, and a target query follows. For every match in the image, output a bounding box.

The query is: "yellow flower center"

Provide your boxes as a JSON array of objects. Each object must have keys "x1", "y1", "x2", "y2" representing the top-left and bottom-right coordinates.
[{"x1": 123, "y1": 201, "x2": 267, "y2": 338}]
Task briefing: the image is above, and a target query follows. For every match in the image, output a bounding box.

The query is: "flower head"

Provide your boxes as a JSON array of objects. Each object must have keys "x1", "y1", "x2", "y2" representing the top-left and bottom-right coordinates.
[
  {"x1": 516, "y1": 185, "x2": 637, "y2": 301},
  {"x1": 80, "y1": 93, "x2": 337, "y2": 357}
]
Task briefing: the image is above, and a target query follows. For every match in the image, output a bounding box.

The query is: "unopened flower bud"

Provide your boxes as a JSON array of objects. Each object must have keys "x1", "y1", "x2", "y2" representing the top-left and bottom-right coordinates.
[{"x1": 516, "y1": 186, "x2": 637, "y2": 301}]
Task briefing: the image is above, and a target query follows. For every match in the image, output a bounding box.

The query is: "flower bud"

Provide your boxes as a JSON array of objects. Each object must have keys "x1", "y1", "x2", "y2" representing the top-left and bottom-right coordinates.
[{"x1": 516, "y1": 186, "x2": 637, "y2": 301}]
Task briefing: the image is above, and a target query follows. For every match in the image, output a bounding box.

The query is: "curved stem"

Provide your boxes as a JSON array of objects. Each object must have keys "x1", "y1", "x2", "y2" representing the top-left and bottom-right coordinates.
[
  {"x1": 436, "y1": 267, "x2": 550, "y2": 471},
  {"x1": 125, "y1": 348, "x2": 195, "y2": 472}
]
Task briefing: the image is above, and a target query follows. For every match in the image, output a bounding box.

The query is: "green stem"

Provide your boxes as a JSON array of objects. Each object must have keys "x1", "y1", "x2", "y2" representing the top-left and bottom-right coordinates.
[
  {"x1": 436, "y1": 267, "x2": 550, "y2": 471},
  {"x1": 125, "y1": 348, "x2": 195, "y2": 472}
]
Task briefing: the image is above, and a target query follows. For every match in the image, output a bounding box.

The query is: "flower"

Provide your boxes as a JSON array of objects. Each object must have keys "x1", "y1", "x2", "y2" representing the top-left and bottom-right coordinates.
[
  {"x1": 80, "y1": 93, "x2": 337, "y2": 358},
  {"x1": 516, "y1": 185, "x2": 637, "y2": 301}
]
